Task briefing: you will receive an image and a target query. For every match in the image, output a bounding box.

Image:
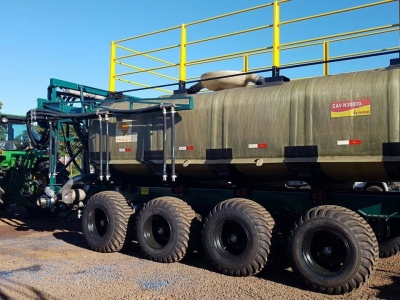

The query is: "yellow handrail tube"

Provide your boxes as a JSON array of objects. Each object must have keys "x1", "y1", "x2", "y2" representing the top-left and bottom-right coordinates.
[
  {"x1": 323, "y1": 41, "x2": 329, "y2": 76},
  {"x1": 186, "y1": 2, "x2": 276, "y2": 27},
  {"x1": 281, "y1": 24, "x2": 398, "y2": 48},
  {"x1": 116, "y1": 44, "x2": 175, "y2": 66},
  {"x1": 243, "y1": 54, "x2": 249, "y2": 72},
  {"x1": 273, "y1": 0, "x2": 280, "y2": 69},
  {"x1": 116, "y1": 64, "x2": 178, "y2": 78},
  {"x1": 116, "y1": 77, "x2": 172, "y2": 93},
  {"x1": 186, "y1": 47, "x2": 271, "y2": 66},
  {"x1": 280, "y1": 0, "x2": 397, "y2": 26},
  {"x1": 280, "y1": 28, "x2": 398, "y2": 52},
  {"x1": 116, "y1": 44, "x2": 180, "y2": 61},
  {"x1": 187, "y1": 25, "x2": 273, "y2": 46},
  {"x1": 116, "y1": 61, "x2": 178, "y2": 81},
  {"x1": 109, "y1": 41, "x2": 116, "y2": 92},
  {"x1": 115, "y1": 25, "x2": 180, "y2": 43},
  {"x1": 179, "y1": 24, "x2": 187, "y2": 82}
]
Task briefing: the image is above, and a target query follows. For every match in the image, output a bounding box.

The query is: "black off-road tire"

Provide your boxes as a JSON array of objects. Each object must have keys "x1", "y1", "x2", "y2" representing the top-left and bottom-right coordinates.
[
  {"x1": 136, "y1": 197, "x2": 197, "y2": 263},
  {"x1": 379, "y1": 236, "x2": 400, "y2": 258},
  {"x1": 82, "y1": 191, "x2": 134, "y2": 253},
  {"x1": 288, "y1": 205, "x2": 379, "y2": 295},
  {"x1": 202, "y1": 198, "x2": 275, "y2": 276}
]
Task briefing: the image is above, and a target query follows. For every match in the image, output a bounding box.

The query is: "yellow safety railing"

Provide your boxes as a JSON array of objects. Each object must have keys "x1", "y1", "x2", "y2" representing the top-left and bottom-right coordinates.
[{"x1": 109, "y1": 0, "x2": 399, "y2": 93}]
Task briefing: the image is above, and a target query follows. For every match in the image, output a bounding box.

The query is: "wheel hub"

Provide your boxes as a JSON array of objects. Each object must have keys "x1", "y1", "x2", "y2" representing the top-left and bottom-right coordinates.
[
  {"x1": 88, "y1": 208, "x2": 109, "y2": 238},
  {"x1": 215, "y1": 220, "x2": 249, "y2": 257},
  {"x1": 229, "y1": 235, "x2": 238, "y2": 243},
  {"x1": 143, "y1": 214, "x2": 171, "y2": 249},
  {"x1": 303, "y1": 229, "x2": 350, "y2": 275},
  {"x1": 323, "y1": 246, "x2": 333, "y2": 256}
]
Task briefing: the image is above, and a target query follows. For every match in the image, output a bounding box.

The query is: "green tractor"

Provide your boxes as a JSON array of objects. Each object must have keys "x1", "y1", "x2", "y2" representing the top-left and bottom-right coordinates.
[{"x1": 0, "y1": 114, "x2": 68, "y2": 214}]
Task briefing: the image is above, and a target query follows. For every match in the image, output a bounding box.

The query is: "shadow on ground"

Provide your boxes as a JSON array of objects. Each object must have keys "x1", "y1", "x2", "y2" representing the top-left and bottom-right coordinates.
[
  {"x1": 0, "y1": 278, "x2": 59, "y2": 300},
  {"x1": 0, "y1": 206, "x2": 81, "y2": 234},
  {"x1": 124, "y1": 238, "x2": 309, "y2": 293},
  {"x1": 374, "y1": 268, "x2": 400, "y2": 300}
]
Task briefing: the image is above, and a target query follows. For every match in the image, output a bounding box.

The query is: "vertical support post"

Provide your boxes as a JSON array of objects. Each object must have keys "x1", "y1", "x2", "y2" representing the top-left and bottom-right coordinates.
[
  {"x1": 53, "y1": 123, "x2": 59, "y2": 179},
  {"x1": 243, "y1": 54, "x2": 249, "y2": 72},
  {"x1": 48, "y1": 121, "x2": 54, "y2": 185},
  {"x1": 162, "y1": 106, "x2": 168, "y2": 181},
  {"x1": 79, "y1": 85, "x2": 89, "y2": 175},
  {"x1": 170, "y1": 107, "x2": 177, "y2": 182},
  {"x1": 98, "y1": 115, "x2": 103, "y2": 181},
  {"x1": 323, "y1": 41, "x2": 329, "y2": 76},
  {"x1": 179, "y1": 24, "x2": 187, "y2": 90},
  {"x1": 105, "y1": 114, "x2": 110, "y2": 181},
  {"x1": 109, "y1": 41, "x2": 116, "y2": 92},
  {"x1": 272, "y1": 0, "x2": 280, "y2": 77}
]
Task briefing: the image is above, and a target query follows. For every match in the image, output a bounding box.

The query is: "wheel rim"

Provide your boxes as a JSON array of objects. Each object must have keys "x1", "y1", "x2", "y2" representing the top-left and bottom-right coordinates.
[
  {"x1": 87, "y1": 208, "x2": 109, "y2": 238},
  {"x1": 303, "y1": 229, "x2": 350, "y2": 275},
  {"x1": 143, "y1": 215, "x2": 171, "y2": 249},
  {"x1": 214, "y1": 219, "x2": 249, "y2": 257}
]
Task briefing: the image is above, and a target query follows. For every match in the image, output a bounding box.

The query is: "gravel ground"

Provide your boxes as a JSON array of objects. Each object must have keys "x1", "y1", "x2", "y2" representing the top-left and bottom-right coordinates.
[{"x1": 0, "y1": 206, "x2": 399, "y2": 300}]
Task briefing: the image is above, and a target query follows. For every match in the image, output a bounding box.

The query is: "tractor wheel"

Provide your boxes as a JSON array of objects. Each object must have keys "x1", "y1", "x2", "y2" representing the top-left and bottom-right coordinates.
[
  {"x1": 82, "y1": 191, "x2": 134, "y2": 253},
  {"x1": 288, "y1": 205, "x2": 378, "y2": 294},
  {"x1": 379, "y1": 236, "x2": 400, "y2": 258},
  {"x1": 136, "y1": 197, "x2": 197, "y2": 263},
  {"x1": 202, "y1": 198, "x2": 275, "y2": 276}
]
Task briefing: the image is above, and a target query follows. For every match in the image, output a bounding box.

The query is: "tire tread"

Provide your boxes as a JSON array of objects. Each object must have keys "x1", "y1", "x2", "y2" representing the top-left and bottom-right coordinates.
[
  {"x1": 84, "y1": 191, "x2": 134, "y2": 253},
  {"x1": 202, "y1": 198, "x2": 275, "y2": 276},
  {"x1": 288, "y1": 205, "x2": 378, "y2": 295},
  {"x1": 137, "y1": 196, "x2": 196, "y2": 263}
]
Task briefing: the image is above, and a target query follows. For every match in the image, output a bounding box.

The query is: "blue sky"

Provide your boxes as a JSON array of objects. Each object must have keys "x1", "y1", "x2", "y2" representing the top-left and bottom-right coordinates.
[{"x1": 0, "y1": 0, "x2": 399, "y2": 115}]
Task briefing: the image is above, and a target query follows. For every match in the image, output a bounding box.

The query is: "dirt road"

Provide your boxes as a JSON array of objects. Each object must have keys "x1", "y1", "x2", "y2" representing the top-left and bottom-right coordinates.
[{"x1": 0, "y1": 206, "x2": 399, "y2": 300}]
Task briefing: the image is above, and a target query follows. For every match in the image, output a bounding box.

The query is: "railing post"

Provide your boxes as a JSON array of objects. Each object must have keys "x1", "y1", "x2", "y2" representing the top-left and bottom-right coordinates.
[
  {"x1": 109, "y1": 41, "x2": 116, "y2": 92},
  {"x1": 323, "y1": 41, "x2": 329, "y2": 76},
  {"x1": 243, "y1": 54, "x2": 249, "y2": 72},
  {"x1": 272, "y1": 0, "x2": 280, "y2": 77},
  {"x1": 179, "y1": 24, "x2": 187, "y2": 90}
]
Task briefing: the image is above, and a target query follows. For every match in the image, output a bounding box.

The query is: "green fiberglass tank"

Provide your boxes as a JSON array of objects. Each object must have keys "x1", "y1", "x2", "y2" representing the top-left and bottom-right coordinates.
[{"x1": 89, "y1": 66, "x2": 400, "y2": 183}]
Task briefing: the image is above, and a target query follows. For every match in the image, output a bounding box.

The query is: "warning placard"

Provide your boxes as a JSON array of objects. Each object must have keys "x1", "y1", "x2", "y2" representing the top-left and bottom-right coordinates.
[
  {"x1": 330, "y1": 99, "x2": 370, "y2": 118},
  {"x1": 116, "y1": 120, "x2": 132, "y2": 142}
]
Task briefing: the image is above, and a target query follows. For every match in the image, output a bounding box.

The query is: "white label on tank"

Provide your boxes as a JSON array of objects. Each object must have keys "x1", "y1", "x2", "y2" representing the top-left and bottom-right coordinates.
[
  {"x1": 248, "y1": 143, "x2": 267, "y2": 149},
  {"x1": 116, "y1": 120, "x2": 132, "y2": 143},
  {"x1": 179, "y1": 146, "x2": 194, "y2": 151},
  {"x1": 337, "y1": 139, "x2": 361, "y2": 146}
]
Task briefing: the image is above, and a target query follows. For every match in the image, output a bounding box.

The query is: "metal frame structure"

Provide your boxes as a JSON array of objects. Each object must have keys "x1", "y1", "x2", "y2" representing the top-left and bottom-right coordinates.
[{"x1": 30, "y1": 78, "x2": 194, "y2": 191}]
